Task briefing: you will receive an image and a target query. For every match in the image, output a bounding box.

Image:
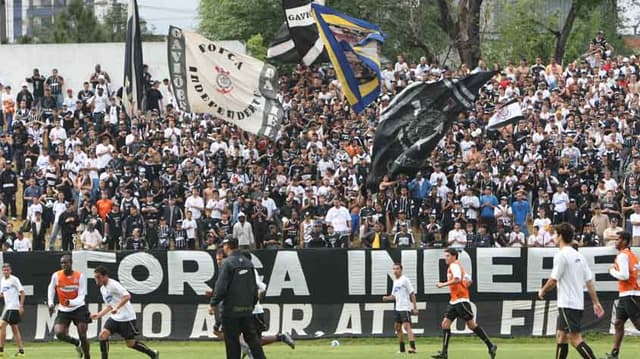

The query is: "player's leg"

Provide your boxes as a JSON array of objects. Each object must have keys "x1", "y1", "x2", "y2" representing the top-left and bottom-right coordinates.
[
  {"x1": 98, "y1": 328, "x2": 111, "y2": 359},
  {"x1": 54, "y1": 322, "x2": 80, "y2": 347},
  {"x1": 221, "y1": 317, "x2": 244, "y2": 359},
  {"x1": 466, "y1": 318, "x2": 497, "y2": 358},
  {"x1": 402, "y1": 321, "x2": 416, "y2": 353},
  {"x1": 122, "y1": 321, "x2": 158, "y2": 358},
  {"x1": 75, "y1": 321, "x2": 91, "y2": 358},
  {"x1": 394, "y1": 322, "x2": 405, "y2": 353},
  {"x1": 239, "y1": 316, "x2": 266, "y2": 359},
  {"x1": 0, "y1": 319, "x2": 8, "y2": 355},
  {"x1": 560, "y1": 308, "x2": 597, "y2": 359},
  {"x1": 10, "y1": 324, "x2": 24, "y2": 356},
  {"x1": 431, "y1": 316, "x2": 452, "y2": 358}
]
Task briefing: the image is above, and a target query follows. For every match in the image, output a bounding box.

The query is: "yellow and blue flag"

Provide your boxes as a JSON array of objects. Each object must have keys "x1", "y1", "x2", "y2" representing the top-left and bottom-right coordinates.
[{"x1": 311, "y1": 3, "x2": 385, "y2": 113}]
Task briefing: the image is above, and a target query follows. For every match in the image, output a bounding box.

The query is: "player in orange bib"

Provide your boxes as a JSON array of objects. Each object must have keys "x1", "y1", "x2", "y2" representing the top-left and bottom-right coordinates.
[
  {"x1": 47, "y1": 254, "x2": 91, "y2": 358},
  {"x1": 606, "y1": 231, "x2": 640, "y2": 359},
  {"x1": 432, "y1": 248, "x2": 497, "y2": 359}
]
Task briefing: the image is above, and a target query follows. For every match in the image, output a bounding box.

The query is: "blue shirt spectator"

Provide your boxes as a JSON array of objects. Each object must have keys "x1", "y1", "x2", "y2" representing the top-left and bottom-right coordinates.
[{"x1": 479, "y1": 187, "x2": 498, "y2": 218}]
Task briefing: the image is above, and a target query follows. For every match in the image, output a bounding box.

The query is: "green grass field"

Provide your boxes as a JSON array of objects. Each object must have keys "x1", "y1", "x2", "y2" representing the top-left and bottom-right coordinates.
[{"x1": 1, "y1": 335, "x2": 636, "y2": 358}]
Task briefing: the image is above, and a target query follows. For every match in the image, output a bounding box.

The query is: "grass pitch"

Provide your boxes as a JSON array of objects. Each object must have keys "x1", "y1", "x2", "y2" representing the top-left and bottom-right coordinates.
[{"x1": 3, "y1": 335, "x2": 638, "y2": 358}]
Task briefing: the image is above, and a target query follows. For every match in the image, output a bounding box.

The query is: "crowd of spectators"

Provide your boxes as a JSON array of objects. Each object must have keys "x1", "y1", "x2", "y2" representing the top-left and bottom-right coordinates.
[{"x1": 0, "y1": 31, "x2": 638, "y2": 251}]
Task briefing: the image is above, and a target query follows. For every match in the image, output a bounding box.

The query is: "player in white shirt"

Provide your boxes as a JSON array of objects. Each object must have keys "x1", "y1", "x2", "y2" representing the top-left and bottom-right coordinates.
[
  {"x1": 90, "y1": 266, "x2": 159, "y2": 359},
  {"x1": 538, "y1": 223, "x2": 604, "y2": 359},
  {"x1": 0, "y1": 264, "x2": 25, "y2": 357},
  {"x1": 383, "y1": 263, "x2": 418, "y2": 354}
]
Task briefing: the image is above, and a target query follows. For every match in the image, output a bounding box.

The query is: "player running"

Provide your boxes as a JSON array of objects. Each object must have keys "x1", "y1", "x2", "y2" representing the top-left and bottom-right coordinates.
[
  {"x1": 538, "y1": 223, "x2": 604, "y2": 359},
  {"x1": 0, "y1": 263, "x2": 25, "y2": 357},
  {"x1": 605, "y1": 231, "x2": 640, "y2": 359},
  {"x1": 432, "y1": 248, "x2": 497, "y2": 359},
  {"x1": 90, "y1": 265, "x2": 159, "y2": 359},
  {"x1": 47, "y1": 254, "x2": 91, "y2": 358},
  {"x1": 382, "y1": 263, "x2": 418, "y2": 354}
]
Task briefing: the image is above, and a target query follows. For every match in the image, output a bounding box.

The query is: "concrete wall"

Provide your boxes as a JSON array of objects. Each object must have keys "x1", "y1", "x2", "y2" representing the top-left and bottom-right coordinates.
[{"x1": 0, "y1": 40, "x2": 245, "y2": 93}]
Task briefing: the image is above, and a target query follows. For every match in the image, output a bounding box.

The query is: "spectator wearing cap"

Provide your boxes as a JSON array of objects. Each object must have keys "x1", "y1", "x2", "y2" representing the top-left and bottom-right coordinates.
[
  {"x1": 565, "y1": 198, "x2": 582, "y2": 232},
  {"x1": 578, "y1": 223, "x2": 600, "y2": 247},
  {"x1": 495, "y1": 196, "x2": 513, "y2": 233},
  {"x1": 393, "y1": 222, "x2": 414, "y2": 249},
  {"x1": 233, "y1": 212, "x2": 254, "y2": 250}
]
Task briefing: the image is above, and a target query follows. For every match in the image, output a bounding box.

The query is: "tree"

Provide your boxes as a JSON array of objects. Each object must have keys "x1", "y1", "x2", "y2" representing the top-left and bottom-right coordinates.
[
  {"x1": 199, "y1": 0, "x2": 283, "y2": 41},
  {"x1": 246, "y1": 34, "x2": 267, "y2": 61},
  {"x1": 436, "y1": 0, "x2": 484, "y2": 68},
  {"x1": 102, "y1": 2, "x2": 128, "y2": 42},
  {"x1": 50, "y1": 0, "x2": 106, "y2": 43}
]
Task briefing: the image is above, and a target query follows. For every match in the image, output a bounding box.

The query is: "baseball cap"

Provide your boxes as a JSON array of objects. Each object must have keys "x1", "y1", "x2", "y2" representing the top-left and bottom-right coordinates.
[
  {"x1": 238, "y1": 212, "x2": 246, "y2": 218},
  {"x1": 221, "y1": 237, "x2": 238, "y2": 247}
]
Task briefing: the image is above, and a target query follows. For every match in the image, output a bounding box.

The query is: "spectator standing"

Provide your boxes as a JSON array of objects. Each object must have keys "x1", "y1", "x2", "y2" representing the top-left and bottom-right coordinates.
[
  {"x1": 233, "y1": 212, "x2": 254, "y2": 249},
  {"x1": 479, "y1": 187, "x2": 498, "y2": 232}
]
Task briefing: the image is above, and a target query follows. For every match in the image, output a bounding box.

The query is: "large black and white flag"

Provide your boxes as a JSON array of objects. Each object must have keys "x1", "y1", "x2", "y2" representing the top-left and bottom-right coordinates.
[
  {"x1": 487, "y1": 99, "x2": 524, "y2": 129},
  {"x1": 167, "y1": 26, "x2": 283, "y2": 139},
  {"x1": 267, "y1": 0, "x2": 329, "y2": 65},
  {"x1": 123, "y1": 0, "x2": 144, "y2": 117},
  {"x1": 367, "y1": 72, "x2": 495, "y2": 192}
]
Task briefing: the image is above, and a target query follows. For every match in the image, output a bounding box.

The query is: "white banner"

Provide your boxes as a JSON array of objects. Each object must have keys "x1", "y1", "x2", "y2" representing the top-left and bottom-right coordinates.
[{"x1": 167, "y1": 26, "x2": 283, "y2": 138}]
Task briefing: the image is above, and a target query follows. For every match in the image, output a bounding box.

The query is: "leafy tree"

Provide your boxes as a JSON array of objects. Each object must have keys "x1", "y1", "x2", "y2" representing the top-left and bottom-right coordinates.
[
  {"x1": 199, "y1": 0, "x2": 283, "y2": 41},
  {"x1": 246, "y1": 34, "x2": 267, "y2": 61},
  {"x1": 102, "y1": 2, "x2": 128, "y2": 42},
  {"x1": 50, "y1": 0, "x2": 106, "y2": 43},
  {"x1": 435, "y1": 0, "x2": 484, "y2": 68}
]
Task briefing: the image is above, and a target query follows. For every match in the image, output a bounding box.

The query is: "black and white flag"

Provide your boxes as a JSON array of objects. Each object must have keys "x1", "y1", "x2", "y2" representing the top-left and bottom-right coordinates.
[
  {"x1": 267, "y1": 0, "x2": 329, "y2": 65},
  {"x1": 488, "y1": 99, "x2": 524, "y2": 129},
  {"x1": 123, "y1": 0, "x2": 144, "y2": 117},
  {"x1": 366, "y1": 72, "x2": 495, "y2": 192},
  {"x1": 167, "y1": 26, "x2": 283, "y2": 139}
]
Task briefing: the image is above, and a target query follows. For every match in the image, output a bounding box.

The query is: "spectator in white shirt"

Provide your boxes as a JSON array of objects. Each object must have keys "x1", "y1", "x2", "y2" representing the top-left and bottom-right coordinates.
[
  {"x1": 233, "y1": 212, "x2": 255, "y2": 249},
  {"x1": 325, "y1": 199, "x2": 352, "y2": 236},
  {"x1": 528, "y1": 225, "x2": 552, "y2": 247},
  {"x1": 508, "y1": 224, "x2": 526, "y2": 247},
  {"x1": 552, "y1": 185, "x2": 569, "y2": 223},
  {"x1": 182, "y1": 210, "x2": 198, "y2": 249},
  {"x1": 627, "y1": 203, "x2": 640, "y2": 246},
  {"x1": 184, "y1": 188, "x2": 205, "y2": 220},
  {"x1": 13, "y1": 233, "x2": 30, "y2": 252},
  {"x1": 81, "y1": 222, "x2": 102, "y2": 250},
  {"x1": 447, "y1": 221, "x2": 467, "y2": 248}
]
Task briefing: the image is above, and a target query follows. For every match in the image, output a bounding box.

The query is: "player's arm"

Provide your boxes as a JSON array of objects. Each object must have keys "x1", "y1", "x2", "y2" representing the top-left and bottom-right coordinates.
[
  {"x1": 585, "y1": 279, "x2": 604, "y2": 317},
  {"x1": 538, "y1": 254, "x2": 563, "y2": 299},
  {"x1": 92, "y1": 301, "x2": 113, "y2": 320},
  {"x1": 111, "y1": 282, "x2": 132, "y2": 314},
  {"x1": 410, "y1": 292, "x2": 418, "y2": 315},
  {"x1": 209, "y1": 260, "x2": 231, "y2": 314},
  {"x1": 17, "y1": 279, "x2": 25, "y2": 316},
  {"x1": 609, "y1": 253, "x2": 629, "y2": 280},
  {"x1": 47, "y1": 272, "x2": 58, "y2": 313},
  {"x1": 382, "y1": 294, "x2": 396, "y2": 302},
  {"x1": 437, "y1": 264, "x2": 462, "y2": 288},
  {"x1": 68, "y1": 273, "x2": 87, "y2": 307}
]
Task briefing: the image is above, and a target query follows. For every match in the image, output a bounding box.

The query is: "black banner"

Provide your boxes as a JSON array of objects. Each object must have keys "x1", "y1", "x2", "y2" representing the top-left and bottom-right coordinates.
[{"x1": 1, "y1": 248, "x2": 637, "y2": 340}]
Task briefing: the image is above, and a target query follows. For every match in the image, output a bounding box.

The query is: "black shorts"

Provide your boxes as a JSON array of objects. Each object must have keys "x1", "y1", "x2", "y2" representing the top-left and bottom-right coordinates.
[
  {"x1": 557, "y1": 307, "x2": 583, "y2": 333},
  {"x1": 445, "y1": 302, "x2": 474, "y2": 322},
  {"x1": 254, "y1": 313, "x2": 268, "y2": 336},
  {"x1": 55, "y1": 305, "x2": 92, "y2": 326},
  {"x1": 394, "y1": 310, "x2": 412, "y2": 324},
  {"x1": 1, "y1": 310, "x2": 21, "y2": 325},
  {"x1": 104, "y1": 318, "x2": 139, "y2": 340},
  {"x1": 616, "y1": 296, "x2": 640, "y2": 322}
]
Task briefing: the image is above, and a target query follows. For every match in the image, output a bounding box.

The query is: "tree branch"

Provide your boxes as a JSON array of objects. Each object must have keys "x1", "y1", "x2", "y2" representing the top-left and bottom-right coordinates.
[
  {"x1": 529, "y1": 18, "x2": 561, "y2": 38},
  {"x1": 436, "y1": 0, "x2": 455, "y2": 36}
]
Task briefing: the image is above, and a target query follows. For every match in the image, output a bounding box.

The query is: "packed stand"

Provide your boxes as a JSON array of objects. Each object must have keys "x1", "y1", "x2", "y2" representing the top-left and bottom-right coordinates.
[{"x1": 0, "y1": 32, "x2": 638, "y2": 251}]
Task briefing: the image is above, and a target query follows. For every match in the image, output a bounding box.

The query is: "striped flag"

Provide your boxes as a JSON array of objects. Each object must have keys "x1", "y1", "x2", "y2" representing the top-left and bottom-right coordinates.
[
  {"x1": 487, "y1": 99, "x2": 524, "y2": 129},
  {"x1": 123, "y1": 0, "x2": 144, "y2": 117},
  {"x1": 267, "y1": 0, "x2": 329, "y2": 65}
]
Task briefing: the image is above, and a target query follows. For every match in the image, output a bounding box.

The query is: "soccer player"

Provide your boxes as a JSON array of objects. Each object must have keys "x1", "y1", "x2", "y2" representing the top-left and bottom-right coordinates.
[
  {"x1": 0, "y1": 263, "x2": 25, "y2": 356},
  {"x1": 605, "y1": 231, "x2": 640, "y2": 359},
  {"x1": 432, "y1": 248, "x2": 497, "y2": 359},
  {"x1": 537, "y1": 223, "x2": 604, "y2": 359},
  {"x1": 90, "y1": 266, "x2": 159, "y2": 359},
  {"x1": 47, "y1": 254, "x2": 90, "y2": 358},
  {"x1": 382, "y1": 263, "x2": 418, "y2": 354}
]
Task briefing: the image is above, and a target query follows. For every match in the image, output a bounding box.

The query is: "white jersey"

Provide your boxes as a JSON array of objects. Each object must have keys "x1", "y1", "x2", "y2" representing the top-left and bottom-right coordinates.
[
  {"x1": 252, "y1": 269, "x2": 267, "y2": 315},
  {"x1": 550, "y1": 246, "x2": 593, "y2": 310},
  {"x1": 391, "y1": 275, "x2": 415, "y2": 311},
  {"x1": 100, "y1": 278, "x2": 136, "y2": 322},
  {"x1": 1, "y1": 275, "x2": 24, "y2": 310}
]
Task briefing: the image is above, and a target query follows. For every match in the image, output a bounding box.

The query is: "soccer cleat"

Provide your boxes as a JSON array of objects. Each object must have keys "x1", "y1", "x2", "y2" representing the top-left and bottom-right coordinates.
[
  {"x1": 604, "y1": 353, "x2": 618, "y2": 359},
  {"x1": 431, "y1": 352, "x2": 448, "y2": 359},
  {"x1": 489, "y1": 344, "x2": 498, "y2": 358},
  {"x1": 407, "y1": 348, "x2": 417, "y2": 354},
  {"x1": 75, "y1": 343, "x2": 83, "y2": 358},
  {"x1": 13, "y1": 353, "x2": 24, "y2": 357},
  {"x1": 152, "y1": 350, "x2": 160, "y2": 359},
  {"x1": 281, "y1": 333, "x2": 295, "y2": 349}
]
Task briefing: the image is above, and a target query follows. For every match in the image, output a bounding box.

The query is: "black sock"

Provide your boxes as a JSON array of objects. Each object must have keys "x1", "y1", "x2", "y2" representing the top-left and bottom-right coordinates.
[
  {"x1": 132, "y1": 341, "x2": 155, "y2": 357},
  {"x1": 409, "y1": 340, "x2": 416, "y2": 350},
  {"x1": 0, "y1": 347, "x2": 3, "y2": 352},
  {"x1": 56, "y1": 333, "x2": 80, "y2": 346},
  {"x1": 442, "y1": 329, "x2": 451, "y2": 354},
  {"x1": 399, "y1": 341, "x2": 405, "y2": 352},
  {"x1": 576, "y1": 342, "x2": 596, "y2": 359},
  {"x1": 277, "y1": 334, "x2": 284, "y2": 341},
  {"x1": 472, "y1": 326, "x2": 493, "y2": 348},
  {"x1": 18, "y1": 348, "x2": 24, "y2": 354},
  {"x1": 100, "y1": 340, "x2": 109, "y2": 359},
  {"x1": 556, "y1": 343, "x2": 569, "y2": 359}
]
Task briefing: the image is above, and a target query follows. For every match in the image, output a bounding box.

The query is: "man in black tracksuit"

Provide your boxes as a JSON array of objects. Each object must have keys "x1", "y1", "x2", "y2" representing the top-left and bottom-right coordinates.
[{"x1": 210, "y1": 238, "x2": 265, "y2": 359}]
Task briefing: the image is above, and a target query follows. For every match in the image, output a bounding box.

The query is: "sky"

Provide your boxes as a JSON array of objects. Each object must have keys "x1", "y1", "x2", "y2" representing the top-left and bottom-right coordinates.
[{"x1": 123, "y1": 0, "x2": 200, "y2": 34}]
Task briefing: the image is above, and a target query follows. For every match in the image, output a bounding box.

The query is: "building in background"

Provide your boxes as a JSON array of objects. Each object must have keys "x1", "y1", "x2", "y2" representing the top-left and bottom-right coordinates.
[{"x1": 1, "y1": 0, "x2": 115, "y2": 43}]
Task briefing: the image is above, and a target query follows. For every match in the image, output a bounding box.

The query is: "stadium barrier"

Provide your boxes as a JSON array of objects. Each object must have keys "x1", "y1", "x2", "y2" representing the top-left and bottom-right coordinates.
[{"x1": 0, "y1": 248, "x2": 637, "y2": 341}]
